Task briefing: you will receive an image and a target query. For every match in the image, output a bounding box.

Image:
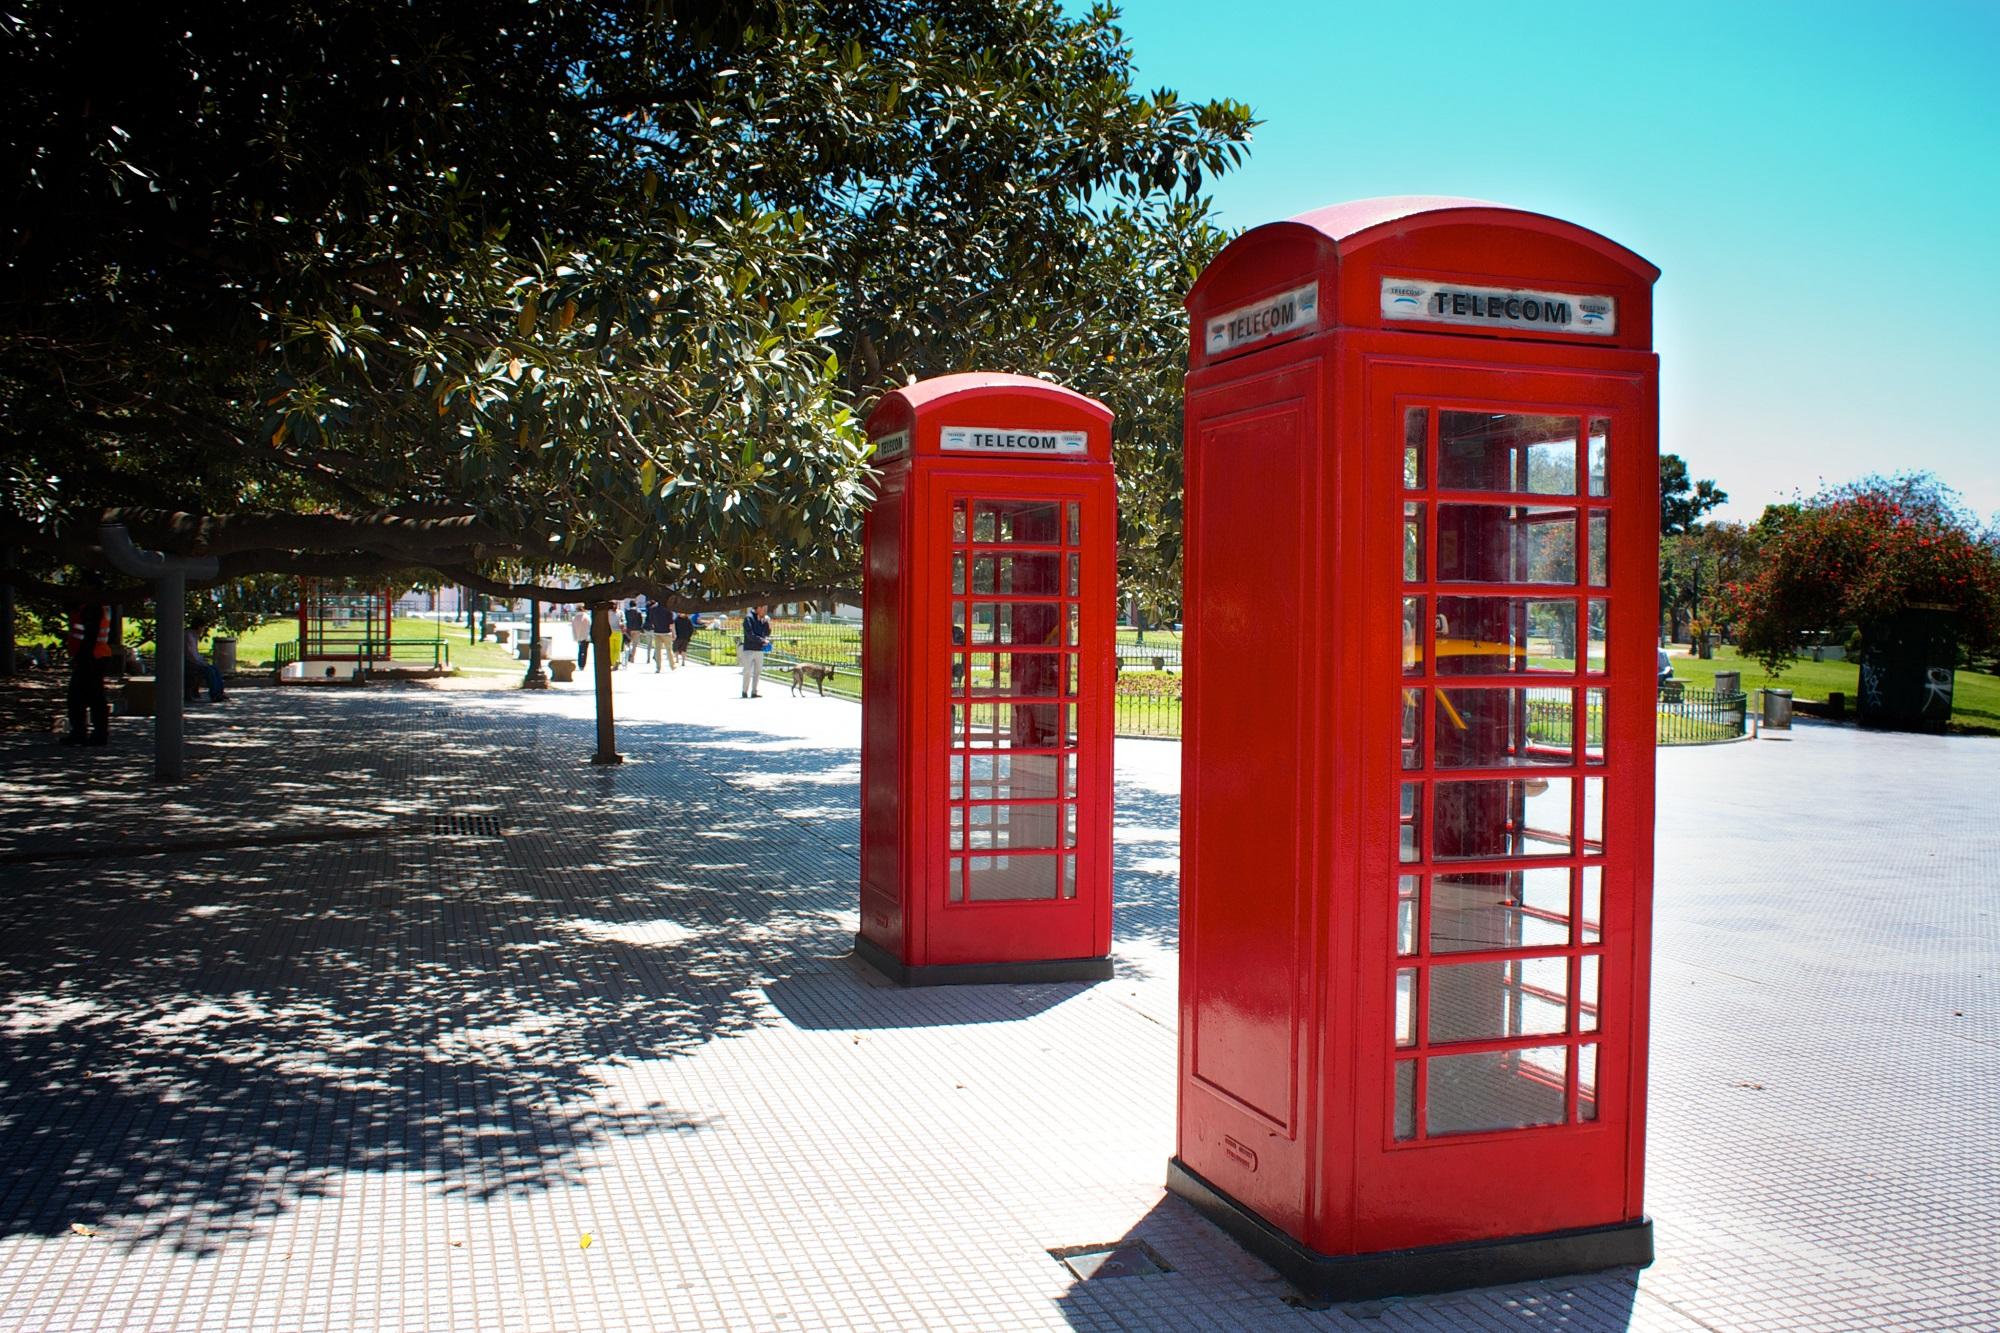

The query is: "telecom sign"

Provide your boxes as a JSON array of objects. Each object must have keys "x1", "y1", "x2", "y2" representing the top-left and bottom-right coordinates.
[{"x1": 1381, "y1": 277, "x2": 1617, "y2": 336}]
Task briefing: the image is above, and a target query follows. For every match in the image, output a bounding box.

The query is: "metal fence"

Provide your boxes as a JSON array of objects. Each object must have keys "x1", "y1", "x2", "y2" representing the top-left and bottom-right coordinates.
[
  {"x1": 683, "y1": 623, "x2": 1744, "y2": 746},
  {"x1": 1657, "y1": 687, "x2": 1749, "y2": 744}
]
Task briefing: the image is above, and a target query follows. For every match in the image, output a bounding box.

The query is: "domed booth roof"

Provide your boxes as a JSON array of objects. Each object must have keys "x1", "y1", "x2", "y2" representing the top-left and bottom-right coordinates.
[{"x1": 1187, "y1": 196, "x2": 1659, "y2": 365}]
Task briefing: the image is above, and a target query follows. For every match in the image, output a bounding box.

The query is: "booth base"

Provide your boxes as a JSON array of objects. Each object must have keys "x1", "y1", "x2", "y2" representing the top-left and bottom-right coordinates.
[
  {"x1": 853, "y1": 934, "x2": 1113, "y2": 987},
  {"x1": 1166, "y1": 1159, "x2": 1652, "y2": 1303}
]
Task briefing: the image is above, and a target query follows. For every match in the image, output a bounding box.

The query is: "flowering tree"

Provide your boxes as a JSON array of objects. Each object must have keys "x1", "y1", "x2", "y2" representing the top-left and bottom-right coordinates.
[{"x1": 1729, "y1": 475, "x2": 2000, "y2": 673}]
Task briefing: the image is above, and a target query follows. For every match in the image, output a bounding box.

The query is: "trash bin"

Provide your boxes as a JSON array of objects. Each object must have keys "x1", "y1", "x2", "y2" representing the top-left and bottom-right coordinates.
[
  {"x1": 1761, "y1": 687, "x2": 1793, "y2": 730},
  {"x1": 1713, "y1": 670, "x2": 1740, "y2": 697},
  {"x1": 213, "y1": 637, "x2": 238, "y2": 674}
]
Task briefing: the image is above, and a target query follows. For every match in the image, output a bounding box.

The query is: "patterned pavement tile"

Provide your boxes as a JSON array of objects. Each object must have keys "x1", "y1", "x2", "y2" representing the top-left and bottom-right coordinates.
[{"x1": 0, "y1": 666, "x2": 1993, "y2": 1331}]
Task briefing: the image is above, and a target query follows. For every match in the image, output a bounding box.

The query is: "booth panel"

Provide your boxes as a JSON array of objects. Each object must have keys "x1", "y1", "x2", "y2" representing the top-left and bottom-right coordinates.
[
  {"x1": 1181, "y1": 361, "x2": 1323, "y2": 1233},
  {"x1": 924, "y1": 477, "x2": 1111, "y2": 967},
  {"x1": 859, "y1": 473, "x2": 910, "y2": 951},
  {"x1": 1352, "y1": 349, "x2": 1653, "y2": 1250}
]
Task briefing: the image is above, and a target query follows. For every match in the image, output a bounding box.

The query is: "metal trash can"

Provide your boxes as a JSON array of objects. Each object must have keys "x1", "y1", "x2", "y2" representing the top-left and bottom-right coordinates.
[
  {"x1": 1713, "y1": 670, "x2": 1740, "y2": 697},
  {"x1": 1761, "y1": 687, "x2": 1793, "y2": 730},
  {"x1": 212, "y1": 637, "x2": 238, "y2": 674}
]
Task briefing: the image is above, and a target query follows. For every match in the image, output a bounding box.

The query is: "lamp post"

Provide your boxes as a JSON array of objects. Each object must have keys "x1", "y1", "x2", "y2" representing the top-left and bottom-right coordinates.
[{"x1": 523, "y1": 596, "x2": 548, "y2": 689}]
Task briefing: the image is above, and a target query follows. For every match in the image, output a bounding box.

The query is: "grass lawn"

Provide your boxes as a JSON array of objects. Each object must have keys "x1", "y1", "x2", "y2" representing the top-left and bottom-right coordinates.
[{"x1": 1671, "y1": 646, "x2": 2000, "y2": 736}]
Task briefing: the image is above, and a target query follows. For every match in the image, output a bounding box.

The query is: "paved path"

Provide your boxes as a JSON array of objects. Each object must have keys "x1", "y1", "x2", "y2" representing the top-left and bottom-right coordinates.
[{"x1": 0, "y1": 666, "x2": 1994, "y2": 1331}]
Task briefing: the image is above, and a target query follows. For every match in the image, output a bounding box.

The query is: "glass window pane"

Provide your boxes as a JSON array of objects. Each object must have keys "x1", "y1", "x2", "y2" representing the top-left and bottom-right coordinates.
[
  {"x1": 1582, "y1": 776, "x2": 1604, "y2": 851},
  {"x1": 974, "y1": 500, "x2": 1061, "y2": 544},
  {"x1": 1067, "y1": 501, "x2": 1081, "y2": 545},
  {"x1": 1400, "y1": 782, "x2": 1423, "y2": 864},
  {"x1": 1404, "y1": 407, "x2": 1428, "y2": 489},
  {"x1": 1430, "y1": 868, "x2": 1572, "y2": 953},
  {"x1": 1433, "y1": 687, "x2": 1575, "y2": 768},
  {"x1": 1068, "y1": 554, "x2": 1079, "y2": 597},
  {"x1": 952, "y1": 554, "x2": 966, "y2": 594},
  {"x1": 1585, "y1": 689, "x2": 1606, "y2": 765},
  {"x1": 950, "y1": 754, "x2": 964, "y2": 801},
  {"x1": 949, "y1": 857, "x2": 963, "y2": 902},
  {"x1": 1588, "y1": 419, "x2": 1610, "y2": 497},
  {"x1": 1578, "y1": 1044, "x2": 1599, "y2": 1121},
  {"x1": 967, "y1": 652, "x2": 1064, "y2": 698},
  {"x1": 970, "y1": 602, "x2": 1064, "y2": 647},
  {"x1": 1429, "y1": 956, "x2": 1570, "y2": 1043},
  {"x1": 1427, "y1": 1046, "x2": 1569, "y2": 1136},
  {"x1": 963, "y1": 802, "x2": 1061, "y2": 851},
  {"x1": 1435, "y1": 598, "x2": 1577, "y2": 675},
  {"x1": 1580, "y1": 953, "x2": 1601, "y2": 1033},
  {"x1": 1396, "y1": 967, "x2": 1417, "y2": 1047},
  {"x1": 1437, "y1": 505, "x2": 1576, "y2": 584},
  {"x1": 962, "y1": 754, "x2": 1065, "y2": 802},
  {"x1": 953, "y1": 502, "x2": 967, "y2": 543},
  {"x1": 1403, "y1": 597, "x2": 1426, "y2": 676},
  {"x1": 1580, "y1": 866, "x2": 1602, "y2": 943},
  {"x1": 1062, "y1": 854, "x2": 1077, "y2": 899},
  {"x1": 1401, "y1": 688, "x2": 1424, "y2": 770},
  {"x1": 963, "y1": 854, "x2": 1059, "y2": 901},
  {"x1": 1067, "y1": 603, "x2": 1079, "y2": 647},
  {"x1": 1586, "y1": 599, "x2": 1608, "y2": 673},
  {"x1": 1064, "y1": 754, "x2": 1078, "y2": 797},
  {"x1": 972, "y1": 552, "x2": 1063, "y2": 595},
  {"x1": 1588, "y1": 513, "x2": 1609, "y2": 586},
  {"x1": 967, "y1": 702, "x2": 1069, "y2": 749},
  {"x1": 1064, "y1": 803, "x2": 1078, "y2": 848},
  {"x1": 1404, "y1": 503, "x2": 1426, "y2": 582},
  {"x1": 951, "y1": 702, "x2": 966, "y2": 740},
  {"x1": 1433, "y1": 777, "x2": 1573, "y2": 859},
  {"x1": 1394, "y1": 1060, "x2": 1417, "y2": 1141},
  {"x1": 1397, "y1": 874, "x2": 1420, "y2": 955},
  {"x1": 1438, "y1": 412, "x2": 1578, "y2": 495}
]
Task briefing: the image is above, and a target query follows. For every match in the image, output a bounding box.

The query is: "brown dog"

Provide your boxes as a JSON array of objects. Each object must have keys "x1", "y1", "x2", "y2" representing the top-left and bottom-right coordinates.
[{"x1": 789, "y1": 662, "x2": 835, "y2": 696}]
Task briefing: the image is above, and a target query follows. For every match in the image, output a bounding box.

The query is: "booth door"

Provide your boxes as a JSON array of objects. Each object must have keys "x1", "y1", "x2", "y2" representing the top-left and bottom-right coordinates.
[
  {"x1": 1356, "y1": 358, "x2": 1654, "y2": 1248},
  {"x1": 932, "y1": 488, "x2": 1095, "y2": 964}
]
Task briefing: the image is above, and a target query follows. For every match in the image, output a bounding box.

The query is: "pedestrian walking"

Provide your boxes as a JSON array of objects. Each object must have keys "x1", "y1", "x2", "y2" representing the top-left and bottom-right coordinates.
[
  {"x1": 646, "y1": 598, "x2": 674, "y2": 671},
  {"x1": 63, "y1": 594, "x2": 114, "y2": 746},
  {"x1": 672, "y1": 608, "x2": 696, "y2": 668},
  {"x1": 622, "y1": 600, "x2": 644, "y2": 665},
  {"x1": 740, "y1": 605, "x2": 772, "y2": 698},
  {"x1": 571, "y1": 607, "x2": 593, "y2": 668}
]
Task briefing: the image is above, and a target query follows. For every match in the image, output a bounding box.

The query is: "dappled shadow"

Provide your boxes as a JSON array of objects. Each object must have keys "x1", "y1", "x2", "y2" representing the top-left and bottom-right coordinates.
[{"x1": 0, "y1": 691, "x2": 856, "y2": 1252}]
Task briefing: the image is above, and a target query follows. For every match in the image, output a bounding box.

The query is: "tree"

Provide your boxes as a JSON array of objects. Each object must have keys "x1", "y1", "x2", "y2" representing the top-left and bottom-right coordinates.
[
  {"x1": 1728, "y1": 474, "x2": 2000, "y2": 673},
  {"x1": 1660, "y1": 521, "x2": 1757, "y2": 647},
  {"x1": 1659, "y1": 454, "x2": 1727, "y2": 536},
  {"x1": 1, "y1": 1, "x2": 1252, "y2": 613}
]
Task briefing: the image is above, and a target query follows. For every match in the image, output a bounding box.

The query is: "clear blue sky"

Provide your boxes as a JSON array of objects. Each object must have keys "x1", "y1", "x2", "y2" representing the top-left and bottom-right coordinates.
[{"x1": 1105, "y1": 0, "x2": 2000, "y2": 524}]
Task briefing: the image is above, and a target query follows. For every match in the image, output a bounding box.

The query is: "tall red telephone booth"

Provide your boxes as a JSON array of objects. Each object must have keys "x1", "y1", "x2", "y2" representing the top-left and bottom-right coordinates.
[
  {"x1": 857, "y1": 373, "x2": 1116, "y2": 985},
  {"x1": 1171, "y1": 198, "x2": 1659, "y2": 1297}
]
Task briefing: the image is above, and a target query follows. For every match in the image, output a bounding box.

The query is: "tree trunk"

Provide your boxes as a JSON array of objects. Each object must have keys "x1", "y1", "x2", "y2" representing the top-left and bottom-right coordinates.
[{"x1": 590, "y1": 602, "x2": 621, "y2": 764}]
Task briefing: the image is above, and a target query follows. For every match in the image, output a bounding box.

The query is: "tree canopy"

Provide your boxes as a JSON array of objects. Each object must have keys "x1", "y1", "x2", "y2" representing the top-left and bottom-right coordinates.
[
  {"x1": 2, "y1": 0, "x2": 1252, "y2": 610},
  {"x1": 1728, "y1": 475, "x2": 2000, "y2": 672}
]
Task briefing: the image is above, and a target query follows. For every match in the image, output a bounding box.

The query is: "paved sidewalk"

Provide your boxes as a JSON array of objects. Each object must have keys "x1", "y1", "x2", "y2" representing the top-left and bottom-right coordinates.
[{"x1": 0, "y1": 665, "x2": 1994, "y2": 1331}]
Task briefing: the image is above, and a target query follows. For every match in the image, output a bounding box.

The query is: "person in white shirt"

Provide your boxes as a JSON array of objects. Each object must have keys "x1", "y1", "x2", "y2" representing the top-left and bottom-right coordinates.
[{"x1": 571, "y1": 607, "x2": 594, "y2": 668}]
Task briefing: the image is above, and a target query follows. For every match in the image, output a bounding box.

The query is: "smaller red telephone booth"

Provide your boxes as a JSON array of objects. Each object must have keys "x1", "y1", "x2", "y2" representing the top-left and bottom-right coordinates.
[
  {"x1": 857, "y1": 373, "x2": 1116, "y2": 985},
  {"x1": 1172, "y1": 198, "x2": 1659, "y2": 1298}
]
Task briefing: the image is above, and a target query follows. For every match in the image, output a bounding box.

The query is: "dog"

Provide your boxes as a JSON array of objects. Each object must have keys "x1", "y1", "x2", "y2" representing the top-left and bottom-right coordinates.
[{"x1": 789, "y1": 662, "x2": 835, "y2": 696}]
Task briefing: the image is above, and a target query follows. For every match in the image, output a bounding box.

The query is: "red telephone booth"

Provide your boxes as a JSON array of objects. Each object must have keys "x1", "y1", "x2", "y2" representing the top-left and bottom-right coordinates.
[
  {"x1": 1170, "y1": 198, "x2": 1659, "y2": 1297},
  {"x1": 857, "y1": 373, "x2": 1116, "y2": 985}
]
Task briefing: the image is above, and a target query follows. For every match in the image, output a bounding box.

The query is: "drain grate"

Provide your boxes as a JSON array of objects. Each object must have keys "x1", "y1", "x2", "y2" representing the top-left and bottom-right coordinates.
[
  {"x1": 1049, "y1": 1241, "x2": 1173, "y2": 1281},
  {"x1": 428, "y1": 814, "x2": 504, "y2": 837}
]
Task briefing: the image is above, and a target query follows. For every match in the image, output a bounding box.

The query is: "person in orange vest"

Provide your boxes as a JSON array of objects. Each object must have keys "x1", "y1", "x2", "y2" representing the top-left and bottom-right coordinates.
[{"x1": 63, "y1": 592, "x2": 114, "y2": 746}]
